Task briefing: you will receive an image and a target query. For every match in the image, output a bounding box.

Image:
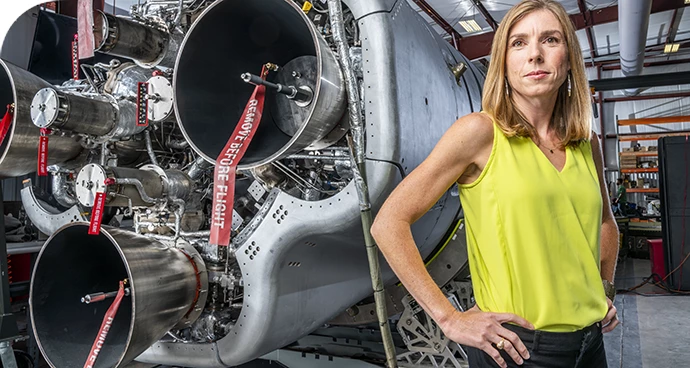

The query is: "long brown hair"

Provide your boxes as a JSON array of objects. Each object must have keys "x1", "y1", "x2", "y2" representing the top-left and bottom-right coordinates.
[{"x1": 481, "y1": 0, "x2": 592, "y2": 148}]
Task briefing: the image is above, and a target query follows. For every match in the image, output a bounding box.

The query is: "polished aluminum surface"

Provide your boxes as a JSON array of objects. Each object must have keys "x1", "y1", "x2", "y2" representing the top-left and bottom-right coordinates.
[
  {"x1": 29, "y1": 88, "x2": 59, "y2": 128},
  {"x1": 146, "y1": 76, "x2": 174, "y2": 122},
  {"x1": 173, "y1": 0, "x2": 346, "y2": 169},
  {"x1": 0, "y1": 59, "x2": 82, "y2": 177},
  {"x1": 50, "y1": 171, "x2": 78, "y2": 207},
  {"x1": 108, "y1": 99, "x2": 146, "y2": 138},
  {"x1": 106, "y1": 64, "x2": 151, "y2": 99},
  {"x1": 30, "y1": 223, "x2": 207, "y2": 368},
  {"x1": 76, "y1": 164, "x2": 167, "y2": 207},
  {"x1": 20, "y1": 183, "x2": 86, "y2": 236},
  {"x1": 76, "y1": 163, "x2": 191, "y2": 207},
  {"x1": 75, "y1": 163, "x2": 109, "y2": 207},
  {"x1": 45, "y1": 93, "x2": 145, "y2": 140}
]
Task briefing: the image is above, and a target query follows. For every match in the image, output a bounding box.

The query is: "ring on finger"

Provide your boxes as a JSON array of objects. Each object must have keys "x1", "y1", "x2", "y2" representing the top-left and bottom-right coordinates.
[{"x1": 496, "y1": 338, "x2": 505, "y2": 350}]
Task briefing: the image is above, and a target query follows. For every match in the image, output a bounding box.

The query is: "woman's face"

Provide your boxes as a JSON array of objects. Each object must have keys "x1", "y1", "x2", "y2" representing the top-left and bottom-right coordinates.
[{"x1": 505, "y1": 9, "x2": 570, "y2": 101}]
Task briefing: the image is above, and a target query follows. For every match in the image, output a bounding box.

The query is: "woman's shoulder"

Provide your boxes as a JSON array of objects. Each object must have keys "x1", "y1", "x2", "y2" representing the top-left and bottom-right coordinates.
[{"x1": 447, "y1": 112, "x2": 495, "y2": 149}]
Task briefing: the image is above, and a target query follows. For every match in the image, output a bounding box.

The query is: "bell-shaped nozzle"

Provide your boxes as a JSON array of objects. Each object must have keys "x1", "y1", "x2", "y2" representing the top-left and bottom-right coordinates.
[
  {"x1": 94, "y1": 10, "x2": 180, "y2": 69},
  {"x1": 0, "y1": 59, "x2": 82, "y2": 177},
  {"x1": 30, "y1": 224, "x2": 207, "y2": 368},
  {"x1": 174, "y1": 0, "x2": 347, "y2": 169}
]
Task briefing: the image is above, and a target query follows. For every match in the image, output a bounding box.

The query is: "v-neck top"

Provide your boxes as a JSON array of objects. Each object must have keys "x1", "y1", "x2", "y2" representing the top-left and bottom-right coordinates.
[{"x1": 458, "y1": 113, "x2": 608, "y2": 332}]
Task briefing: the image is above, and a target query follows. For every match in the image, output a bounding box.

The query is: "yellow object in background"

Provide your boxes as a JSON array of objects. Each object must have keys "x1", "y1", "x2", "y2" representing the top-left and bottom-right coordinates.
[{"x1": 302, "y1": 1, "x2": 313, "y2": 13}]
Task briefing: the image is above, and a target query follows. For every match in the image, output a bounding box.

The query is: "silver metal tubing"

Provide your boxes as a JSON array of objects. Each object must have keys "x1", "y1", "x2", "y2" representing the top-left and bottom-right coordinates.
[
  {"x1": 144, "y1": 130, "x2": 160, "y2": 166},
  {"x1": 50, "y1": 171, "x2": 78, "y2": 208},
  {"x1": 329, "y1": 1, "x2": 397, "y2": 367},
  {"x1": 285, "y1": 154, "x2": 339, "y2": 160},
  {"x1": 114, "y1": 178, "x2": 165, "y2": 204}
]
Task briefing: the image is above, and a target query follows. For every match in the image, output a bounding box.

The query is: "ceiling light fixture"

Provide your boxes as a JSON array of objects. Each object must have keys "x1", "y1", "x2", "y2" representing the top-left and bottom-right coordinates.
[
  {"x1": 459, "y1": 19, "x2": 482, "y2": 33},
  {"x1": 664, "y1": 43, "x2": 681, "y2": 53}
]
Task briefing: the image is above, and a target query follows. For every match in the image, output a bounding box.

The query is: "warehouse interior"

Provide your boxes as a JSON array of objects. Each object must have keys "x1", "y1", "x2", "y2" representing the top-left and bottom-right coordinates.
[{"x1": 0, "y1": 0, "x2": 689, "y2": 367}]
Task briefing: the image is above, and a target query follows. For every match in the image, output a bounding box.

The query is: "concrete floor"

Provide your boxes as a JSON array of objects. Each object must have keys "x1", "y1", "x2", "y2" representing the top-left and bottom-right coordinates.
[{"x1": 604, "y1": 257, "x2": 690, "y2": 368}]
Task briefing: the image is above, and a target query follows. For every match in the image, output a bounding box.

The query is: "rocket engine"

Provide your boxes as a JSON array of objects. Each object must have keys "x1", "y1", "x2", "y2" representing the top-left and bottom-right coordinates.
[{"x1": 16, "y1": 0, "x2": 486, "y2": 366}]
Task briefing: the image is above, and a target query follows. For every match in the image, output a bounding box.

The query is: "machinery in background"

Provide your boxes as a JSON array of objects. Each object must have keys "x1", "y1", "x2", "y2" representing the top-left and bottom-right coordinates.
[{"x1": 2, "y1": 0, "x2": 486, "y2": 367}]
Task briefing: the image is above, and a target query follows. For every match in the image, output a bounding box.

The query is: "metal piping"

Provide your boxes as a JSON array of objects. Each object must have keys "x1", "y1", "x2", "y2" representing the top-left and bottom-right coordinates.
[
  {"x1": 167, "y1": 137, "x2": 190, "y2": 150},
  {"x1": 144, "y1": 130, "x2": 160, "y2": 166},
  {"x1": 328, "y1": 2, "x2": 397, "y2": 367},
  {"x1": 113, "y1": 178, "x2": 165, "y2": 204},
  {"x1": 186, "y1": 156, "x2": 211, "y2": 180},
  {"x1": 50, "y1": 171, "x2": 78, "y2": 208},
  {"x1": 618, "y1": 0, "x2": 652, "y2": 96}
]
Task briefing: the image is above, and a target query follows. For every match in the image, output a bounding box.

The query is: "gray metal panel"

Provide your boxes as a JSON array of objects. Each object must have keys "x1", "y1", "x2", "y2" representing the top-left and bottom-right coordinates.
[
  {"x1": 138, "y1": 160, "x2": 402, "y2": 367},
  {"x1": 343, "y1": 0, "x2": 398, "y2": 19},
  {"x1": 357, "y1": 0, "x2": 479, "y2": 251},
  {"x1": 261, "y1": 348, "x2": 382, "y2": 367},
  {"x1": 359, "y1": 0, "x2": 480, "y2": 167}
]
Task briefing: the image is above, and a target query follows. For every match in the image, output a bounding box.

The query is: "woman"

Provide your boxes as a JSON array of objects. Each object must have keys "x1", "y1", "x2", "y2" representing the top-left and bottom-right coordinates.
[{"x1": 371, "y1": 1, "x2": 619, "y2": 367}]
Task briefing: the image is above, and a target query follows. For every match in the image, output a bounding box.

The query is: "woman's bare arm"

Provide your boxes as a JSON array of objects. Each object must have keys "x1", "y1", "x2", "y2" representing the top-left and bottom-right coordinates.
[
  {"x1": 590, "y1": 133, "x2": 620, "y2": 333},
  {"x1": 371, "y1": 113, "x2": 532, "y2": 368}
]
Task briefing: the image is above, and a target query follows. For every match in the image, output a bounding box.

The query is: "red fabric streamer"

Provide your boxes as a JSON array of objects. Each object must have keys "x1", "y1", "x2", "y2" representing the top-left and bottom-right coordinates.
[
  {"x1": 209, "y1": 65, "x2": 269, "y2": 246},
  {"x1": 0, "y1": 104, "x2": 14, "y2": 147},
  {"x1": 82, "y1": 281, "x2": 126, "y2": 368},
  {"x1": 88, "y1": 191, "x2": 107, "y2": 235},
  {"x1": 37, "y1": 129, "x2": 49, "y2": 176}
]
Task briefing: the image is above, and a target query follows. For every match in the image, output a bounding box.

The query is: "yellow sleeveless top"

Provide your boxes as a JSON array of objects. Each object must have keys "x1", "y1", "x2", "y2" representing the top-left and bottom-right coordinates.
[{"x1": 459, "y1": 114, "x2": 608, "y2": 332}]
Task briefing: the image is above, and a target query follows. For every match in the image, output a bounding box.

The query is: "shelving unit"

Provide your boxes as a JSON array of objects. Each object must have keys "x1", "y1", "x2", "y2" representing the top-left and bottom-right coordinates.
[
  {"x1": 621, "y1": 168, "x2": 658, "y2": 173},
  {"x1": 619, "y1": 151, "x2": 658, "y2": 157},
  {"x1": 626, "y1": 188, "x2": 660, "y2": 193},
  {"x1": 616, "y1": 115, "x2": 690, "y2": 194}
]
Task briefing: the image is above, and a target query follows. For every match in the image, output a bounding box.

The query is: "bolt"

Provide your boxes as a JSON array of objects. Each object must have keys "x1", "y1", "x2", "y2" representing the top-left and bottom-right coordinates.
[
  {"x1": 406, "y1": 319, "x2": 412, "y2": 326},
  {"x1": 292, "y1": 71, "x2": 301, "y2": 78}
]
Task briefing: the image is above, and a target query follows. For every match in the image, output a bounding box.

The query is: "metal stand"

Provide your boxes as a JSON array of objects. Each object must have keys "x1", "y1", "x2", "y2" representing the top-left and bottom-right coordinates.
[{"x1": 0, "y1": 182, "x2": 20, "y2": 368}]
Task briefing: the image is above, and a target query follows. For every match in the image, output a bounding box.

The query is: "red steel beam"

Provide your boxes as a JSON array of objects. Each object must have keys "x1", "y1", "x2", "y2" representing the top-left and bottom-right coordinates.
[
  {"x1": 459, "y1": 0, "x2": 689, "y2": 60},
  {"x1": 577, "y1": 0, "x2": 597, "y2": 59},
  {"x1": 473, "y1": 0, "x2": 498, "y2": 31},
  {"x1": 411, "y1": 0, "x2": 464, "y2": 45},
  {"x1": 666, "y1": 8, "x2": 682, "y2": 44}
]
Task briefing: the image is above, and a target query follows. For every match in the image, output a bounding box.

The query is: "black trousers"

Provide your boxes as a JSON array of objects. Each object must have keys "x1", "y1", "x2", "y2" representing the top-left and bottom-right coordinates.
[{"x1": 465, "y1": 322, "x2": 607, "y2": 368}]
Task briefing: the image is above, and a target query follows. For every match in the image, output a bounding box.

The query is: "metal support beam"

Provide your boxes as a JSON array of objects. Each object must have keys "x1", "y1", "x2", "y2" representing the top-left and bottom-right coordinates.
[
  {"x1": 601, "y1": 57, "x2": 690, "y2": 71},
  {"x1": 577, "y1": 0, "x2": 597, "y2": 59},
  {"x1": 458, "y1": 0, "x2": 689, "y2": 60},
  {"x1": 473, "y1": 0, "x2": 498, "y2": 31},
  {"x1": 602, "y1": 91, "x2": 690, "y2": 103},
  {"x1": 411, "y1": 0, "x2": 464, "y2": 47},
  {"x1": 666, "y1": 8, "x2": 684, "y2": 44},
  {"x1": 597, "y1": 65, "x2": 605, "y2": 167},
  {"x1": 618, "y1": 115, "x2": 690, "y2": 126},
  {"x1": 590, "y1": 71, "x2": 690, "y2": 92}
]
